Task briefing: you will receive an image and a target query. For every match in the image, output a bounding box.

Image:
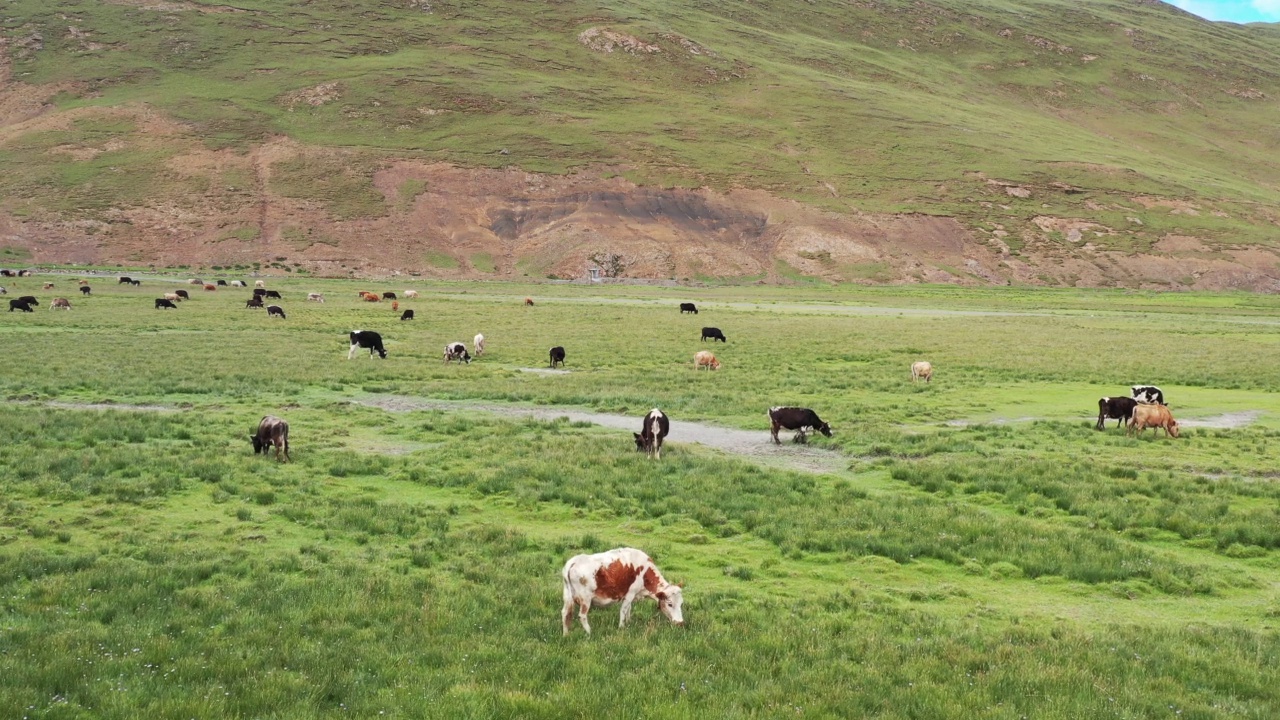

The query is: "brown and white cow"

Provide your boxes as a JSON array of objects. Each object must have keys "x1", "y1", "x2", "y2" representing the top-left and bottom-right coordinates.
[
  {"x1": 633, "y1": 408, "x2": 669, "y2": 459},
  {"x1": 250, "y1": 415, "x2": 291, "y2": 461},
  {"x1": 911, "y1": 360, "x2": 933, "y2": 383},
  {"x1": 50, "y1": 297, "x2": 71, "y2": 310},
  {"x1": 693, "y1": 350, "x2": 720, "y2": 371},
  {"x1": 561, "y1": 547, "x2": 684, "y2": 636}
]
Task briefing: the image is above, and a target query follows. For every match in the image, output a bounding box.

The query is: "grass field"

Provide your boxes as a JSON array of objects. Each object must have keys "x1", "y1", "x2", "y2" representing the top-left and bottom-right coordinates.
[{"x1": 3, "y1": 273, "x2": 1280, "y2": 717}]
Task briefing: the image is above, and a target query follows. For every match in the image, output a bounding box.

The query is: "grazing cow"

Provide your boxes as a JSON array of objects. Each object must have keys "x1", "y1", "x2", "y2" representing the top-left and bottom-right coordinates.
[
  {"x1": 768, "y1": 406, "x2": 832, "y2": 444},
  {"x1": 400, "y1": 309, "x2": 414, "y2": 321},
  {"x1": 404, "y1": 290, "x2": 419, "y2": 299},
  {"x1": 42, "y1": 282, "x2": 54, "y2": 290},
  {"x1": 264, "y1": 290, "x2": 281, "y2": 300},
  {"x1": 130, "y1": 280, "x2": 141, "y2": 286},
  {"x1": 473, "y1": 333, "x2": 485, "y2": 356},
  {"x1": 0, "y1": 269, "x2": 13, "y2": 277},
  {"x1": 155, "y1": 298, "x2": 177, "y2": 309},
  {"x1": 362, "y1": 293, "x2": 381, "y2": 303},
  {"x1": 1096, "y1": 396, "x2": 1139, "y2": 430},
  {"x1": 253, "y1": 288, "x2": 268, "y2": 297},
  {"x1": 250, "y1": 415, "x2": 290, "y2": 461},
  {"x1": 246, "y1": 296, "x2": 265, "y2": 309},
  {"x1": 79, "y1": 285, "x2": 91, "y2": 296},
  {"x1": 700, "y1": 327, "x2": 726, "y2": 342},
  {"x1": 391, "y1": 301, "x2": 398, "y2": 312},
  {"x1": 203, "y1": 284, "x2": 217, "y2": 291},
  {"x1": 0, "y1": 286, "x2": 5, "y2": 294},
  {"x1": 1128, "y1": 404, "x2": 1179, "y2": 438},
  {"x1": 1131, "y1": 385, "x2": 1166, "y2": 406},
  {"x1": 18, "y1": 270, "x2": 32, "y2": 277},
  {"x1": 693, "y1": 350, "x2": 720, "y2": 371},
  {"x1": 348, "y1": 330, "x2": 387, "y2": 359},
  {"x1": 231, "y1": 280, "x2": 246, "y2": 287},
  {"x1": 561, "y1": 547, "x2": 684, "y2": 636},
  {"x1": 633, "y1": 408, "x2": 670, "y2": 459},
  {"x1": 911, "y1": 361, "x2": 933, "y2": 383},
  {"x1": 17, "y1": 295, "x2": 38, "y2": 306},
  {"x1": 50, "y1": 297, "x2": 71, "y2": 310},
  {"x1": 382, "y1": 292, "x2": 397, "y2": 300},
  {"x1": 175, "y1": 290, "x2": 190, "y2": 301},
  {"x1": 679, "y1": 303, "x2": 698, "y2": 314},
  {"x1": 549, "y1": 346, "x2": 566, "y2": 368},
  {"x1": 78, "y1": 279, "x2": 89, "y2": 286},
  {"x1": 187, "y1": 278, "x2": 203, "y2": 285},
  {"x1": 118, "y1": 276, "x2": 132, "y2": 284},
  {"x1": 8, "y1": 299, "x2": 33, "y2": 312},
  {"x1": 217, "y1": 280, "x2": 227, "y2": 286},
  {"x1": 255, "y1": 280, "x2": 265, "y2": 288},
  {"x1": 266, "y1": 305, "x2": 286, "y2": 319},
  {"x1": 525, "y1": 297, "x2": 534, "y2": 306},
  {"x1": 307, "y1": 293, "x2": 324, "y2": 303},
  {"x1": 164, "y1": 292, "x2": 181, "y2": 303},
  {"x1": 444, "y1": 342, "x2": 471, "y2": 364}
]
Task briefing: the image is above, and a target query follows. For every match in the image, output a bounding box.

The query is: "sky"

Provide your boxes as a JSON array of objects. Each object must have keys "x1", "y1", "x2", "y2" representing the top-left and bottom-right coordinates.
[{"x1": 1168, "y1": 0, "x2": 1280, "y2": 23}]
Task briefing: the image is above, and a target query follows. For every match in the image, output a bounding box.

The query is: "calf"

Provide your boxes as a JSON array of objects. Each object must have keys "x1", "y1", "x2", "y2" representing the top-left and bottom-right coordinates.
[
  {"x1": 267, "y1": 305, "x2": 286, "y2": 319},
  {"x1": 50, "y1": 297, "x2": 71, "y2": 310},
  {"x1": 911, "y1": 361, "x2": 933, "y2": 383},
  {"x1": 1131, "y1": 385, "x2": 1166, "y2": 406},
  {"x1": 400, "y1": 309, "x2": 414, "y2": 321},
  {"x1": 444, "y1": 342, "x2": 471, "y2": 364},
  {"x1": 217, "y1": 280, "x2": 227, "y2": 286},
  {"x1": 473, "y1": 333, "x2": 485, "y2": 356},
  {"x1": 17, "y1": 296, "x2": 38, "y2": 306},
  {"x1": 250, "y1": 415, "x2": 290, "y2": 461},
  {"x1": 246, "y1": 296, "x2": 265, "y2": 309},
  {"x1": 693, "y1": 350, "x2": 720, "y2": 371},
  {"x1": 174, "y1": 290, "x2": 190, "y2": 301},
  {"x1": 1096, "y1": 396, "x2": 1138, "y2": 430},
  {"x1": 1128, "y1": 403, "x2": 1179, "y2": 438},
  {"x1": 307, "y1": 293, "x2": 325, "y2": 303},
  {"x1": 633, "y1": 408, "x2": 670, "y2": 459},
  {"x1": 349, "y1": 330, "x2": 387, "y2": 359},
  {"x1": 525, "y1": 297, "x2": 534, "y2": 306},
  {"x1": 404, "y1": 290, "x2": 419, "y2": 298},
  {"x1": 8, "y1": 299, "x2": 33, "y2": 312},
  {"x1": 700, "y1": 327, "x2": 726, "y2": 342},
  {"x1": 264, "y1": 290, "x2": 281, "y2": 300},
  {"x1": 561, "y1": 547, "x2": 684, "y2": 636},
  {"x1": 680, "y1": 302, "x2": 698, "y2": 314},
  {"x1": 549, "y1": 346, "x2": 566, "y2": 368},
  {"x1": 382, "y1": 292, "x2": 397, "y2": 300},
  {"x1": 155, "y1": 298, "x2": 177, "y2": 309},
  {"x1": 768, "y1": 406, "x2": 832, "y2": 444},
  {"x1": 79, "y1": 285, "x2": 91, "y2": 296}
]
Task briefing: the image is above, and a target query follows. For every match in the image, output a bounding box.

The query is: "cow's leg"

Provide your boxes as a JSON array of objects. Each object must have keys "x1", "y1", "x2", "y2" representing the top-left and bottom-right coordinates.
[
  {"x1": 283, "y1": 437, "x2": 291, "y2": 462},
  {"x1": 562, "y1": 588, "x2": 576, "y2": 635},
  {"x1": 770, "y1": 421, "x2": 780, "y2": 445},
  {"x1": 1095, "y1": 413, "x2": 1104, "y2": 431},
  {"x1": 347, "y1": 344, "x2": 358, "y2": 360},
  {"x1": 578, "y1": 600, "x2": 592, "y2": 635},
  {"x1": 619, "y1": 593, "x2": 637, "y2": 628},
  {"x1": 655, "y1": 437, "x2": 662, "y2": 460}
]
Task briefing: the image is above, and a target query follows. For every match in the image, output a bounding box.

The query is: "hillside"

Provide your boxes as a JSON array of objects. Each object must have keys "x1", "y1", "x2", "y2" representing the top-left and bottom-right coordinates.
[{"x1": 0, "y1": 0, "x2": 1278, "y2": 287}]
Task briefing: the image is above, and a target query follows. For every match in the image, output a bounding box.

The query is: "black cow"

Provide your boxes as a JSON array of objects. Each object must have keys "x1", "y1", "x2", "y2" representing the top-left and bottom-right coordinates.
[
  {"x1": 680, "y1": 303, "x2": 698, "y2": 315},
  {"x1": 155, "y1": 298, "x2": 177, "y2": 309},
  {"x1": 17, "y1": 295, "x2": 38, "y2": 306},
  {"x1": 79, "y1": 285, "x2": 91, "y2": 296},
  {"x1": 701, "y1": 327, "x2": 726, "y2": 342},
  {"x1": 250, "y1": 415, "x2": 291, "y2": 462},
  {"x1": 1131, "y1": 385, "x2": 1166, "y2": 406},
  {"x1": 175, "y1": 289, "x2": 190, "y2": 300},
  {"x1": 118, "y1": 276, "x2": 131, "y2": 284},
  {"x1": 130, "y1": 280, "x2": 141, "y2": 286},
  {"x1": 8, "y1": 299, "x2": 33, "y2": 312},
  {"x1": 444, "y1": 341, "x2": 471, "y2": 364},
  {"x1": 216, "y1": 280, "x2": 227, "y2": 286},
  {"x1": 253, "y1": 288, "x2": 268, "y2": 297},
  {"x1": 1096, "y1": 396, "x2": 1138, "y2": 430},
  {"x1": 549, "y1": 346, "x2": 566, "y2": 368},
  {"x1": 633, "y1": 408, "x2": 670, "y2": 459},
  {"x1": 767, "y1": 406, "x2": 832, "y2": 445},
  {"x1": 265, "y1": 290, "x2": 282, "y2": 299},
  {"x1": 267, "y1": 305, "x2": 286, "y2": 319},
  {"x1": 382, "y1": 292, "x2": 397, "y2": 300},
  {"x1": 400, "y1": 309, "x2": 414, "y2": 321},
  {"x1": 246, "y1": 296, "x2": 264, "y2": 309},
  {"x1": 349, "y1": 330, "x2": 387, "y2": 359}
]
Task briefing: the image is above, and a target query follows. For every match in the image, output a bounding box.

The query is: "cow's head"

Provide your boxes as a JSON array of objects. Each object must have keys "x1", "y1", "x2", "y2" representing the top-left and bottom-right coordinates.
[
  {"x1": 1168, "y1": 420, "x2": 1180, "y2": 438},
  {"x1": 655, "y1": 583, "x2": 684, "y2": 626},
  {"x1": 249, "y1": 435, "x2": 265, "y2": 454},
  {"x1": 633, "y1": 432, "x2": 646, "y2": 451},
  {"x1": 376, "y1": 348, "x2": 388, "y2": 359},
  {"x1": 817, "y1": 422, "x2": 833, "y2": 437}
]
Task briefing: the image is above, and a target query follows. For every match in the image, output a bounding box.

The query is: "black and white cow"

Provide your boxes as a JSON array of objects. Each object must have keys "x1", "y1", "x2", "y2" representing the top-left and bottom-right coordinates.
[
  {"x1": 1096, "y1": 396, "x2": 1138, "y2": 430},
  {"x1": 444, "y1": 342, "x2": 471, "y2": 364},
  {"x1": 155, "y1": 298, "x2": 178, "y2": 309},
  {"x1": 679, "y1": 303, "x2": 698, "y2": 315},
  {"x1": 1131, "y1": 386, "x2": 1166, "y2": 406},
  {"x1": 767, "y1": 406, "x2": 832, "y2": 445},
  {"x1": 0, "y1": 269, "x2": 14, "y2": 277},
  {"x1": 549, "y1": 346, "x2": 566, "y2": 368},
  {"x1": 267, "y1": 305, "x2": 286, "y2": 319},
  {"x1": 8, "y1": 298, "x2": 34, "y2": 312},
  {"x1": 400, "y1": 309, "x2": 414, "y2": 321},
  {"x1": 349, "y1": 330, "x2": 387, "y2": 359},
  {"x1": 250, "y1": 415, "x2": 290, "y2": 461},
  {"x1": 130, "y1": 279, "x2": 141, "y2": 286},
  {"x1": 633, "y1": 408, "x2": 670, "y2": 459},
  {"x1": 265, "y1": 290, "x2": 282, "y2": 300},
  {"x1": 701, "y1": 327, "x2": 726, "y2": 342}
]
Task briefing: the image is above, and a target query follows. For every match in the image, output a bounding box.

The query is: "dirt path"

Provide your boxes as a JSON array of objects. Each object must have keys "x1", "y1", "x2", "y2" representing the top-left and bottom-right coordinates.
[{"x1": 358, "y1": 395, "x2": 848, "y2": 474}]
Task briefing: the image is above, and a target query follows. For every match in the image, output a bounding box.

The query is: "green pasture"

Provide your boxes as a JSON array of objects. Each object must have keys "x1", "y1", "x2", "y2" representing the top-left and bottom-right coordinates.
[{"x1": 3, "y1": 274, "x2": 1280, "y2": 717}]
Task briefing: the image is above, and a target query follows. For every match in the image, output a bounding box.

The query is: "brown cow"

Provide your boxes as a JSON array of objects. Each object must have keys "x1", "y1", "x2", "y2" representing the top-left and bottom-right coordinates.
[
  {"x1": 1128, "y1": 404, "x2": 1180, "y2": 438},
  {"x1": 693, "y1": 350, "x2": 720, "y2": 371},
  {"x1": 250, "y1": 415, "x2": 291, "y2": 461},
  {"x1": 524, "y1": 297, "x2": 534, "y2": 306}
]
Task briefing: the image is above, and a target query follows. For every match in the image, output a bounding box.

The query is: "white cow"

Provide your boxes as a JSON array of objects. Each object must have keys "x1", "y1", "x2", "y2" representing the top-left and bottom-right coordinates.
[
  {"x1": 254, "y1": 280, "x2": 265, "y2": 289},
  {"x1": 911, "y1": 360, "x2": 933, "y2": 383},
  {"x1": 473, "y1": 333, "x2": 485, "y2": 357},
  {"x1": 404, "y1": 290, "x2": 419, "y2": 298},
  {"x1": 561, "y1": 547, "x2": 684, "y2": 635},
  {"x1": 307, "y1": 293, "x2": 325, "y2": 303}
]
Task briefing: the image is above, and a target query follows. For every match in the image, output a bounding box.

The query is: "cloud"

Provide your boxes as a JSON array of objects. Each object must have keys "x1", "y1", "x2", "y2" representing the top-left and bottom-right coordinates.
[{"x1": 1252, "y1": 0, "x2": 1280, "y2": 19}]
